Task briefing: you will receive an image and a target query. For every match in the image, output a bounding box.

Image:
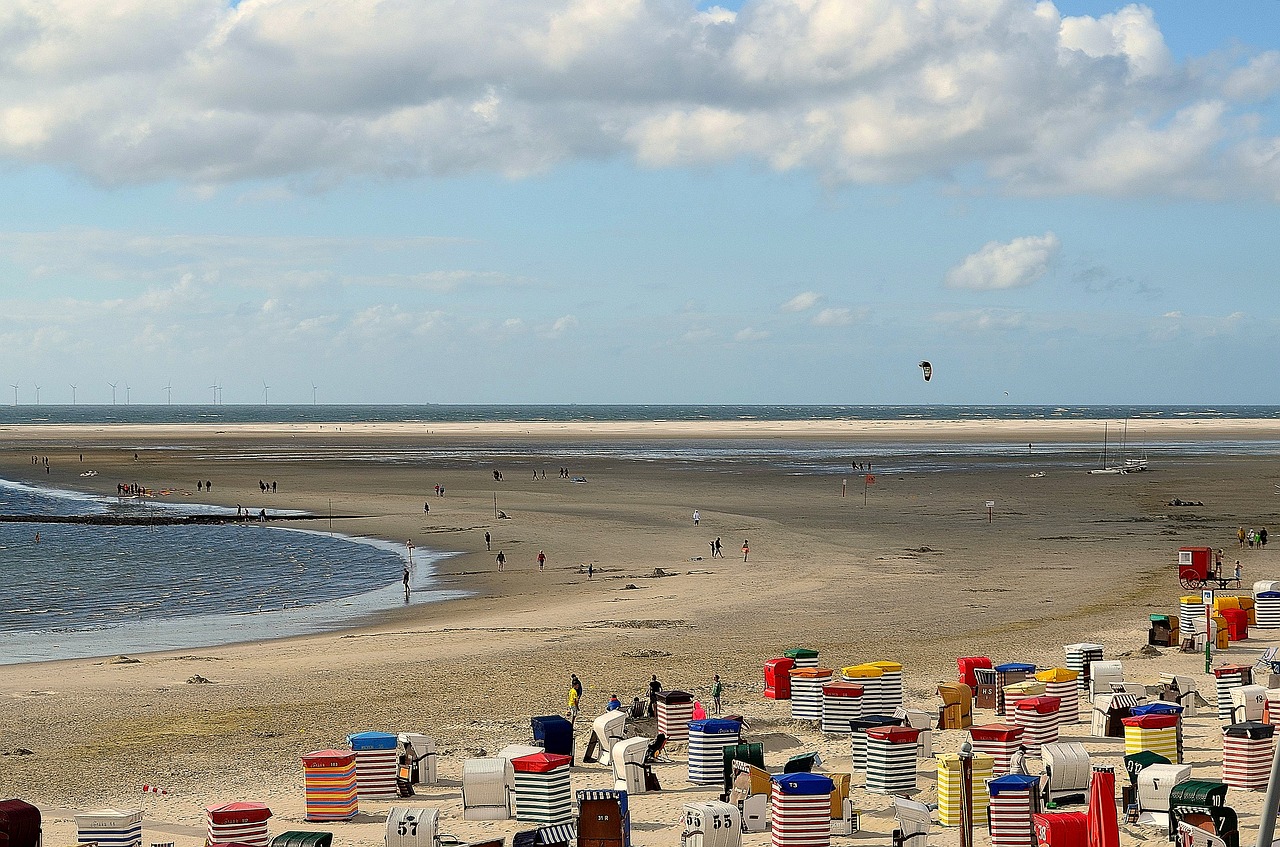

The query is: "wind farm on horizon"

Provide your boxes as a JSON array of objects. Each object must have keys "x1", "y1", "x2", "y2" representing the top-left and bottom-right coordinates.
[{"x1": 0, "y1": 379, "x2": 327, "y2": 406}]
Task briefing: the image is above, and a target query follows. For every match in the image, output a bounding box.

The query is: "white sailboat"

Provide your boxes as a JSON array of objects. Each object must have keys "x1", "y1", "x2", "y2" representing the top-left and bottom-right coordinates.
[
  {"x1": 1123, "y1": 426, "x2": 1149, "y2": 472},
  {"x1": 1088, "y1": 422, "x2": 1124, "y2": 474},
  {"x1": 1088, "y1": 420, "x2": 1148, "y2": 474}
]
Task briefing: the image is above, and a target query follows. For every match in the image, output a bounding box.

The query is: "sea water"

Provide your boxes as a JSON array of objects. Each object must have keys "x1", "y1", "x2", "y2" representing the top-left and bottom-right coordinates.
[
  {"x1": 0, "y1": 403, "x2": 1278, "y2": 425},
  {"x1": 0, "y1": 480, "x2": 458, "y2": 665}
]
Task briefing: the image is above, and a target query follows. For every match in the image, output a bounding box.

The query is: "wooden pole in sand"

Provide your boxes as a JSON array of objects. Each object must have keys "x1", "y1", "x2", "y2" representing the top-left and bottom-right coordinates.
[
  {"x1": 494, "y1": 492, "x2": 498, "y2": 519},
  {"x1": 959, "y1": 741, "x2": 975, "y2": 847},
  {"x1": 328, "y1": 498, "x2": 333, "y2": 536}
]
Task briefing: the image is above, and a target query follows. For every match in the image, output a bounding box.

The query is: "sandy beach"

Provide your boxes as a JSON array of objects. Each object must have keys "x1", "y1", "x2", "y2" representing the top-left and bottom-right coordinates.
[{"x1": 2, "y1": 419, "x2": 1279, "y2": 847}]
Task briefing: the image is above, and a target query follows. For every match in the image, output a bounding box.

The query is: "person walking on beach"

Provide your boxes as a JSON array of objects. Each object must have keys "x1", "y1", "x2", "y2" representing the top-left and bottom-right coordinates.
[
  {"x1": 403, "y1": 562, "x2": 411, "y2": 593},
  {"x1": 496, "y1": 551, "x2": 506, "y2": 572},
  {"x1": 711, "y1": 674, "x2": 723, "y2": 716},
  {"x1": 538, "y1": 550, "x2": 546, "y2": 571},
  {"x1": 741, "y1": 540, "x2": 749, "y2": 562},
  {"x1": 1262, "y1": 527, "x2": 1269, "y2": 548},
  {"x1": 1240, "y1": 526, "x2": 1247, "y2": 549},
  {"x1": 693, "y1": 509, "x2": 700, "y2": 526},
  {"x1": 713, "y1": 537, "x2": 723, "y2": 558},
  {"x1": 206, "y1": 481, "x2": 212, "y2": 492},
  {"x1": 648, "y1": 674, "x2": 662, "y2": 717},
  {"x1": 567, "y1": 677, "x2": 581, "y2": 725},
  {"x1": 485, "y1": 531, "x2": 492, "y2": 551},
  {"x1": 587, "y1": 563, "x2": 594, "y2": 579},
  {"x1": 198, "y1": 480, "x2": 203, "y2": 491},
  {"x1": 424, "y1": 502, "x2": 430, "y2": 513},
  {"x1": 1235, "y1": 560, "x2": 1244, "y2": 585}
]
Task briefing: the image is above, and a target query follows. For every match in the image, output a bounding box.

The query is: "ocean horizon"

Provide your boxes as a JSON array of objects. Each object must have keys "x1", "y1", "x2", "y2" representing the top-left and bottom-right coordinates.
[{"x1": 0, "y1": 403, "x2": 1278, "y2": 426}]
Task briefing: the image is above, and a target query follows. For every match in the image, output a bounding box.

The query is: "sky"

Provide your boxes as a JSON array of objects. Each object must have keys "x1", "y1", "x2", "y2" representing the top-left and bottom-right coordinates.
[{"x1": 1, "y1": 1, "x2": 1279, "y2": 406}]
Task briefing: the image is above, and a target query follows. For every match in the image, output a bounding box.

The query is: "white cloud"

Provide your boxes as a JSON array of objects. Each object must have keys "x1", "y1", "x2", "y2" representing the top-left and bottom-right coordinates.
[
  {"x1": 945, "y1": 232, "x2": 1061, "y2": 291},
  {"x1": 812, "y1": 307, "x2": 861, "y2": 327},
  {"x1": 1059, "y1": 5, "x2": 1172, "y2": 80},
  {"x1": 549, "y1": 314, "x2": 578, "y2": 336},
  {"x1": 734, "y1": 327, "x2": 769, "y2": 343},
  {"x1": 0, "y1": 228, "x2": 487, "y2": 292},
  {"x1": 0, "y1": 1, "x2": 1276, "y2": 199},
  {"x1": 1223, "y1": 51, "x2": 1280, "y2": 102},
  {"x1": 932, "y1": 308, "x2": 1028, "y2": 332},
  {"x1": 781, "y1": 291, "x2": 821, "y2": 312}
]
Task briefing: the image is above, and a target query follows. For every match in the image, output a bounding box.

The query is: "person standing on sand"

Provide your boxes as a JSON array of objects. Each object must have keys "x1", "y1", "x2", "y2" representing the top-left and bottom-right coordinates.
[
  {"x1": 424, "y1": 502, "x2": 430, "y2": 513},
  {"x1": 588, "y1": 563, "x2": 594, "y2": 579},
  {"x1": 485, "y1": 531, "x2": 492, "y2": 551},
  {"x1": 567, "y1": 679, "x2": 581, "y2": 725},
  {"x1": 1240, "y1": 526, "x2": 1247, "y2": 549},
  {"x1": 497, "y1": 551, "x2": 506, "y2": 571},
  {"x1": 742, "y1": 540, "x2": 749, "y2": 561},
  {"x1": 538, "y1": 550, "x2": 546, "y2": 571},
  {"x1": 711, "y1": 674, "x2": 723, "y2": 715},
  {"x1": 693, "y1": 510, "x2": 700, "y2": 526},
  {"x1": 648, "y1": 674, "x2": 662, "y2": 716}
]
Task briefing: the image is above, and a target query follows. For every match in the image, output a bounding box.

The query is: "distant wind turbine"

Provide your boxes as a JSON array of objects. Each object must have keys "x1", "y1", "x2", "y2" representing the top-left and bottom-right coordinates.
[
  {"x1": 312, "y1": 382, "x2": 318, "y2": 405},
  {"x1": 164, "y1": 381, "x2": 172, "y2": 405},
  {"x1": 209, "y1": 381, "x2": 222, "y2": 405},
  {"x1": 262, "y1": 380, "x2": 270, "y2": 405},
  {"x1": 70, "y1": 384, "x2": 77, "y2": 405},
  {"x1": 108, "y1": 381, "x2": 118, "y2": 405},
  {"x1": 10, "y1": 383, "x2": 17, "y2": 406},
  {"x1": 34, "y1": 385, "x2": 40, "y2": 405},
  {"x1": 125, "y1": 384, "x2": 131, "y2": 405}
]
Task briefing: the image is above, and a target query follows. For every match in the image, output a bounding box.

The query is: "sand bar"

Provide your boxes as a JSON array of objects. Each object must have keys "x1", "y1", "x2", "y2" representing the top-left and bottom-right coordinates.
[{"x1": 0, "y1": 416, "x2": 1279, "y2": 442}]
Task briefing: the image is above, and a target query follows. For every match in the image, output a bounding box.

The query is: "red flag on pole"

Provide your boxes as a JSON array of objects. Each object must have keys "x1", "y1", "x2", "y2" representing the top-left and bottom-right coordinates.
[{"x1": 865, "y1": 474, "x2": 875, "y2": 485}]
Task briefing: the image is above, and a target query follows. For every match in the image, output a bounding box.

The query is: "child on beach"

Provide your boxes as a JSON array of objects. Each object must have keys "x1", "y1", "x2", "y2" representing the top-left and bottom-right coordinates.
[{"x1": 742, "y1": 540, "x2": 749, "y2": 561}]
